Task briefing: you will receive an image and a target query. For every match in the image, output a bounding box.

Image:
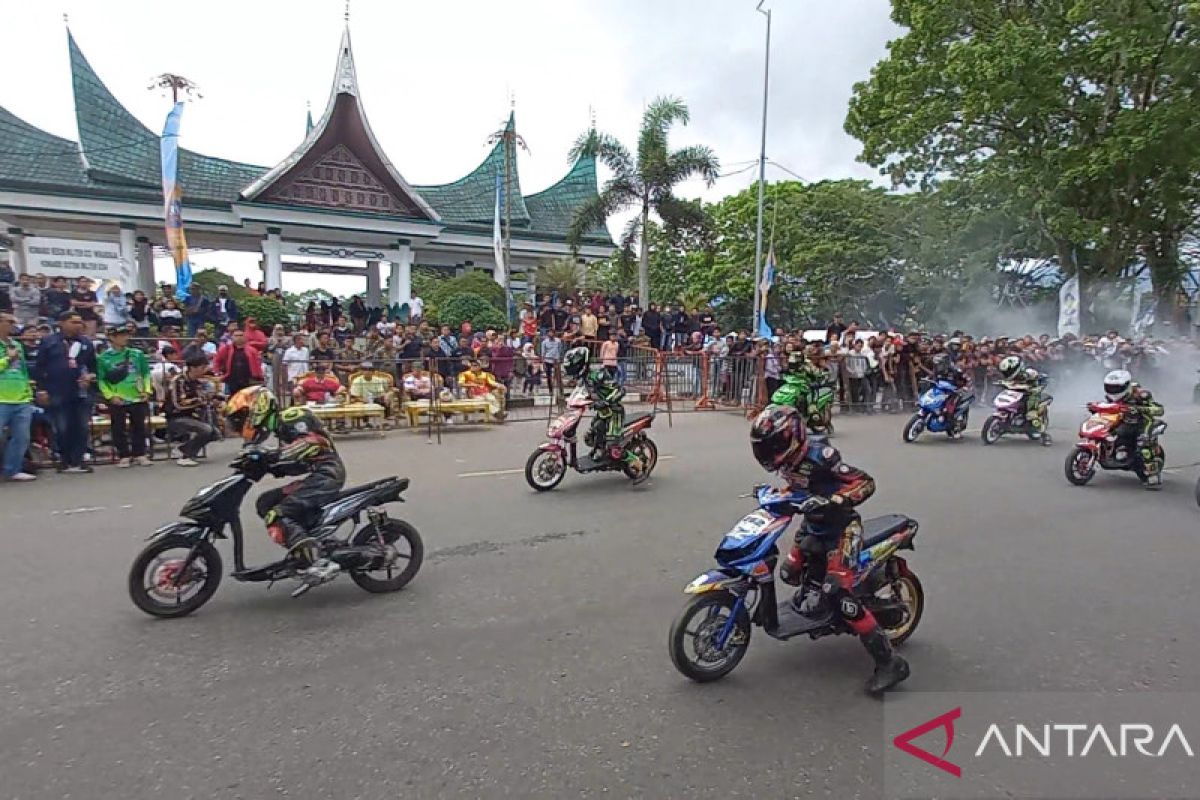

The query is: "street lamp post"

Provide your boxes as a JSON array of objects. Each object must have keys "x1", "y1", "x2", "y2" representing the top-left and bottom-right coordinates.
[{"x1": 752, "y1": 1, "x2": 772, "y2": 334}]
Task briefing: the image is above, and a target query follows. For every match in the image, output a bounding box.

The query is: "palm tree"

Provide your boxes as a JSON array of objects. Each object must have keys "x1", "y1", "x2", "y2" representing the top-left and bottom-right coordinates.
[
  {"x1": 535, "y1": 257, "x2": 588, "y2": 298},
  {"x1": 568, "y1": 96, "x2": 719, "y2": 306}
]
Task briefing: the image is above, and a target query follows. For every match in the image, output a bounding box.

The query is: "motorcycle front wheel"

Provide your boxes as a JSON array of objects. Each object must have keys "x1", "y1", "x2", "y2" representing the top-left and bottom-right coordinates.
[
  {"x1": 349, "y1": 520, "x2": 424, "y2": 593},
  {"x1": 981, "y1": 416, "x2": 1004, "y2": 445},
  {"x1": 525, "y1": 448, "x2": 567, "y2": 491},
  {"x1": 128, "y1": 534, "x2": 222, "y2": 618},
  {"x1": 624, "y1": 437, "x2": 658, "y2": 484},
  {"x1": 902, "y1": 414, "x2": 924, "y2": 443},
  {"x1": 1064, "y1": 447, "x2": 1096, "y2": 486},
  {"x1": 668, "y1": 591, "x2": 752, "y2": 683}
]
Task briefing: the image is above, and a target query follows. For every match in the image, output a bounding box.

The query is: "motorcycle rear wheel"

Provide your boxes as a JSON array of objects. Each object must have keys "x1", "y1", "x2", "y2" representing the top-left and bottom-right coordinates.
[
  {"x1": 525, "y1": 449, "x2": 567, "y2": 492},
  {"x1": 1064, "y1": 447, "x2": 1096, "y2": 486},
  {"x1": 128, "y1": 534, "x2": 222, "y2": 619},
  {"x1": 349, "y1": 520, "x2": 424, "y2": 593},
  {"x1": 902, "y1": 415, "x2": 924, "y2": 443},
  {"x1": 669, "y1": 591, "x2": 751, "y2": 683},
  {"x1": 879, "y1": 572, "x2": 923, "y2": 647},
  {"x1": 981, "y1": 416, "x2": 1004, "y2": 445}
]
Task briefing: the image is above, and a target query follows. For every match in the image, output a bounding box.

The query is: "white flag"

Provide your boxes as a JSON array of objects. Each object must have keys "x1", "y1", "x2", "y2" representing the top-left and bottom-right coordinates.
[
  {"x1": 1058, "y1": 275, "x2": 1080, "y2": 337},
  {"x1": 492, "y1": 172, "x2": 506, "y2": 288}
]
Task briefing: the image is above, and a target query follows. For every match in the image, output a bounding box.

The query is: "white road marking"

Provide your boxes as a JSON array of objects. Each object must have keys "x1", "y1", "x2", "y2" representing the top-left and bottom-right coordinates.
[{"x1": 458, "y1": 455, "x2": 675, "y2": 479}]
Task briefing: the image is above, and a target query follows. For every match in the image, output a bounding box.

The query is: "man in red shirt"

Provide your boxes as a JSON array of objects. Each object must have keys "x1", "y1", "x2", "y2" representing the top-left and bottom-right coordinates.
[
  {"x1": 243, "y1": 317, "x2": 268, "y2": 351},
  {"x1": 212, "y1": 328, "x2": 263, "y2": 396},
  {"x1": 292, "y1": 363, "x2": 344, "y2": 404}
]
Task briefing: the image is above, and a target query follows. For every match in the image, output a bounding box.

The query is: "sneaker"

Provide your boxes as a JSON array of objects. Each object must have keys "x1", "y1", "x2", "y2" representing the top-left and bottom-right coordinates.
[
  {"x1": 176, "y1": 457, "x2": 199, "y2": 467},
  {"x1": 5, "y1": 472, "x2": 36, "y2": 482},
  {"x1": 291, "y1": 558, "x2": 342, "y2": 598},
  {"x1": 169, "y1": 447, "x2": 183, "y2": 459},
  {"x1": 135, "y1": 456, "x2": 153, "y2": 467},
  {"x1": 116, "y1": 458, "x2": 132, "y2": 468},
  {"x1": 64, "y1": 465, "x2": 93, "y2": 474}
]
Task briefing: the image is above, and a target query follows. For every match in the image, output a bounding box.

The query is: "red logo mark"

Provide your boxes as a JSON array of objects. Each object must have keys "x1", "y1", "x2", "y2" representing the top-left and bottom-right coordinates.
[{"x1": 893, "y1": 706, "x2": 963, "y2": 778}]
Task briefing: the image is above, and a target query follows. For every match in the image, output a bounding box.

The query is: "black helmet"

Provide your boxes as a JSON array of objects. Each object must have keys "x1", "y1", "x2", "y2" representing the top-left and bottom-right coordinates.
[
  {"x1": 750, "y1": 404, "x2": 807, "y2": 472},
  {"x1": 932, "y1": 353, "x2": 951, "y2": 375},
  {"x1": 562, "y1": 346, "x2": 590, "y2": 379}
]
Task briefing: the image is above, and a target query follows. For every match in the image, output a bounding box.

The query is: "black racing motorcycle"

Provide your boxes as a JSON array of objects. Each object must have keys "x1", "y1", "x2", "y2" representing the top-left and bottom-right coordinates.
[{"x1": 128, "y1": 450, "x2": 423, "y2": 618}]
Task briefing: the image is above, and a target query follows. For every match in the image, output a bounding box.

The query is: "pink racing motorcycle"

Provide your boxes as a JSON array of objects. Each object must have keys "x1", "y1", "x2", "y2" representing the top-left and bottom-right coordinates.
[
  {"x1": 981, "y1": 380, "x2": 1053, "y2": 446},
  {"x1": 524, "y1": 385, "x2": 658, "y2": 491}
]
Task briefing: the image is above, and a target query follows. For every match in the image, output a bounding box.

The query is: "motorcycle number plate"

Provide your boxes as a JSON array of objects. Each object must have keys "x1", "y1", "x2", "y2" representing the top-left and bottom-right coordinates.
[{"x1": 726, "y1": 510, "x2": 775, "y2": 541}]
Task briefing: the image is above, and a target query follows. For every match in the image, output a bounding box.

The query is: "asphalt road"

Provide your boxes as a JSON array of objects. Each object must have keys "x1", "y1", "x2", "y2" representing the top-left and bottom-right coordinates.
[{"x1": 2, "y1": 405, "x2": 1198, "y2": 799}]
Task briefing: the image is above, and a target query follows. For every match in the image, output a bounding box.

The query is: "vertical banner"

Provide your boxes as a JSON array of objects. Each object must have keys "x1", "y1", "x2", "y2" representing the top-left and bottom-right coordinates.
[
  {"x1": 492, "y1": 171, "x2": 507, "y2": 289},
  {"x1": 1057, "y1": 275, "x2": 1080, "y2": 337},
  {"x1": 1131, "y1": 264, "x2": 1155, "y2": 335},
  {"x1": 160, "y1": 102, "x2": 192, "y2": 301},
  {"x1": 757, "y1": 246, "x2": 775, "y2": 339}
]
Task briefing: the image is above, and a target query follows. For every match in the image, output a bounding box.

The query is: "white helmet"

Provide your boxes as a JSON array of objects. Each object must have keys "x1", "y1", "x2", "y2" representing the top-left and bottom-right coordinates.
[{"x1": 1103, "y1": 369, "x2": 1132, "y2": 402}]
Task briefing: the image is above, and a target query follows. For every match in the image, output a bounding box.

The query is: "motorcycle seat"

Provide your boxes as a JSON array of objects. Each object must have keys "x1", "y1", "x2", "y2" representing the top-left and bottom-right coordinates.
[
  {"x1": 333, "y1": 476, "x2": 407, "y2": 501},
  {"x1": 861, "y1": 514, "x2": 914, "y2": 548}
]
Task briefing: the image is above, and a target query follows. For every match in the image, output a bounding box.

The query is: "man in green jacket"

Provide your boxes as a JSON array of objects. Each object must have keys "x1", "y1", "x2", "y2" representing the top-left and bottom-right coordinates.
[
  {"x1": 0, "y1": 312, "x2": 36, "y2": 481},
  {"x1": 98, "y1": 326, "x2": 152, "y2": 467}
]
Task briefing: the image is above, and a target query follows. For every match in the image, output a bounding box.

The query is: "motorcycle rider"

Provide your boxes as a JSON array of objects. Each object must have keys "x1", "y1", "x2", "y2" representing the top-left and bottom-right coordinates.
[
  {"x1": 997, "y1": 355, "x2": 1050, "y2": 444},
  {"x1": 772, "y1": 350, "x2": 828, "y2": 421},
  {"x1": 1103, "y1": 369, "x2": 1165, "y2": 489},
  {"x1": 750, "y1": 404, "x2": 909, "y2": 694},
  {"x1": 562, "y1": 345, "x2": 631, "y2": 464},
  {"x1": 931, "y1": 353, "x2": 970, "y2": 435},
  {"x1": 224, "y1": 386, "x2": 348, "y2": 586}
]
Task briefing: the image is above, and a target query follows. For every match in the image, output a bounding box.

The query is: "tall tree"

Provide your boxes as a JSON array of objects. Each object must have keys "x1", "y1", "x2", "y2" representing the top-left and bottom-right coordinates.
[
  {"x1": 846, "y1": 0, "x2": 1200, "y2": 319},
  {"x1": 567, "y1": 96, "x2": 719, "y2": 305}
]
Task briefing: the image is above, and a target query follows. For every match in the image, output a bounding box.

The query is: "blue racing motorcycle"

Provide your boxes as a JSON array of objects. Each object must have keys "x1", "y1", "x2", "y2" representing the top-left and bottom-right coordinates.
[
  {"x1": 902, "y1": 379, "x2": 973, "y2": 443},
  {"x1": 668, "y1": 486, "x2": 924, "y2": 682}
]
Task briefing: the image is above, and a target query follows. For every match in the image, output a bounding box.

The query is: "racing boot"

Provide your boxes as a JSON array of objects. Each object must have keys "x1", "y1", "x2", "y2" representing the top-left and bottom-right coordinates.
[
  {"x1": 779, "y1": 546, "x2": 805, "y2": 586},
  {"x1": 1140, "y1": 442, "x2": 1163, "y2": 490},
  {"x1": 861, "y1": 628, "x2": 910, "y2": 695}
]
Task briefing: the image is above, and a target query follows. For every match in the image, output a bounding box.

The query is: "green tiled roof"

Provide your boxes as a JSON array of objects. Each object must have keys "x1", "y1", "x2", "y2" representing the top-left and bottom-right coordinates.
[
  {"x1": 414, "y1": 113, "x2": 531, "y2": 226},
  {"x1": 524, "y1": 154, "x2": 610, "y2": 244},
  {"x1": 0, "y1": 105, "x2": 92, "y2": 190},
  {"x1": 68, "y1": 31, "x2": 265, "y2": 202}
]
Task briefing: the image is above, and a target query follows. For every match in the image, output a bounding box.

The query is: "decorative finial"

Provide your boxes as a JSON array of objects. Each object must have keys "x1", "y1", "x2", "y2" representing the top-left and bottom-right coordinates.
[
  {"x1": 63, "y1": 12, "x2": 69, "y2": 25},
  {"x1": 149, "y1": 73, "x2": 201, "y2": 103},
  {"x1": 510, "y1": 90, "x2": 516, "y2": 110},
  {"x1": 588, "y1": 104, "x2": 596, "y2": 130},
  {"x1": 344, "y1": 0, "x2": 350, "y2": 23}
]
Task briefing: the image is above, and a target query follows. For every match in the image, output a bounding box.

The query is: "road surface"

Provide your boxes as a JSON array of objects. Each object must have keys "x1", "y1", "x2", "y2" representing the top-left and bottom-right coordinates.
[{"x1": 2, "y1": 407, "x2": 1197, "y2": 798}]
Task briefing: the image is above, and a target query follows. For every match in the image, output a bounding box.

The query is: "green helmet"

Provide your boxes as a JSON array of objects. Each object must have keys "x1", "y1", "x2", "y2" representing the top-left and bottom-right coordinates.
[{"x1": 562, "y1": 346, "x2": 590, "y2": 379}]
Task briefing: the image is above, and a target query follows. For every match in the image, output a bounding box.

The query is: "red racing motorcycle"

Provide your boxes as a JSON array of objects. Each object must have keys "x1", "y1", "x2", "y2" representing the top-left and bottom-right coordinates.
[
  {"x1": 1064, "y1": 401, "x2": 1166, "y2": 486},
  {"x1": 524, "y1": 385, "x2": 658, "y2": 491}
]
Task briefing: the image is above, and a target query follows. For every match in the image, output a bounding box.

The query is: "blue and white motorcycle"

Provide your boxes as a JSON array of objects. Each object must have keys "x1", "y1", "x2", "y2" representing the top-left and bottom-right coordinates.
[
  {"x1": 667, "y1": 486, "x2": 923, "y2": 683},
  {"x1": 902, "y1": 379, "x2": 973, "y2": 443}
]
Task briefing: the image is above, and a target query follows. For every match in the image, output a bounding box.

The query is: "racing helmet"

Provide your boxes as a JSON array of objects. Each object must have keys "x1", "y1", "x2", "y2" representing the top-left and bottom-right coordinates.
[
  {"x1": 785, "y1": 350, "x2": 806, "y2": 372},
  {"x1": 1103, "y1": 369, "x2": 1132, "y2": 402},
  {"x1": 931, "y1": 353, "x2": 952, "y2": 376},
  {"x1": 562, "y1": 346, "x2": 590, "y2": 379},
  {"x1": 997, "y1": 355, "x2": 1023, "y2": 380},
  {"x1": 750, "y1": 404, "x2": 807, "y2": 472},
  {"x1": 224, "y1": 385, "x2": 279, "y2": 444}
]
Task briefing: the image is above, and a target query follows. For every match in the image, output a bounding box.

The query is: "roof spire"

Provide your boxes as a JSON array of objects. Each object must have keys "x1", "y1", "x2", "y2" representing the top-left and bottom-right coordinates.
[
  {"x1": 344, "y1": 0, "x2": 351, "y2": 23},
  {"x1": 305, "y1": 100, "x2": 314, "y2": 136},
  {"x1": 62, "y1": 12, "x2": 69, "y2": 26}
]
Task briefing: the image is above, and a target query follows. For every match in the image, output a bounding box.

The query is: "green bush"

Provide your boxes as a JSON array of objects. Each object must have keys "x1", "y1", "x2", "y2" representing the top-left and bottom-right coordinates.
[
  {"x1": 239, "y1": 295, "x2": 292, "y2": 330},
  {"x1": 438, "y1": 292, "x2": 508, "y2": 332},
  {"x1": 189, "y1": 268, "x2": 255, "y2": 302}
]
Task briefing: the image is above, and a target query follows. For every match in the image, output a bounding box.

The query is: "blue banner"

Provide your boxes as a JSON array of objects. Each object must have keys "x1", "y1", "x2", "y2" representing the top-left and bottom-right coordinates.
[{"x1": 160, "y1": 102, "x2": 192, "y2": 301}]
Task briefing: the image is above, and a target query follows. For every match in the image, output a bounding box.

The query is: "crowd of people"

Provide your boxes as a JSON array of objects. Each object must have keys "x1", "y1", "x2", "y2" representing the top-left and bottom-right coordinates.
[{"x1": 1, "y1": 267, "x2": 1196, "y2": 484}]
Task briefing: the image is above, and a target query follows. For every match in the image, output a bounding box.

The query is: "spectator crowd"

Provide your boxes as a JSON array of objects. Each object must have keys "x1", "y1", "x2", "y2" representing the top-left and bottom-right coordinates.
[{"x1": 1, "y1": 268, "x2": 1196, "y2": 484}]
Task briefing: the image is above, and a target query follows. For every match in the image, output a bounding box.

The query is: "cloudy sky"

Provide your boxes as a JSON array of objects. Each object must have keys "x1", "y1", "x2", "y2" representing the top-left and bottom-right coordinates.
[{"x1": 0, "y1": 0, "x2": 901, "y2": 291}]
